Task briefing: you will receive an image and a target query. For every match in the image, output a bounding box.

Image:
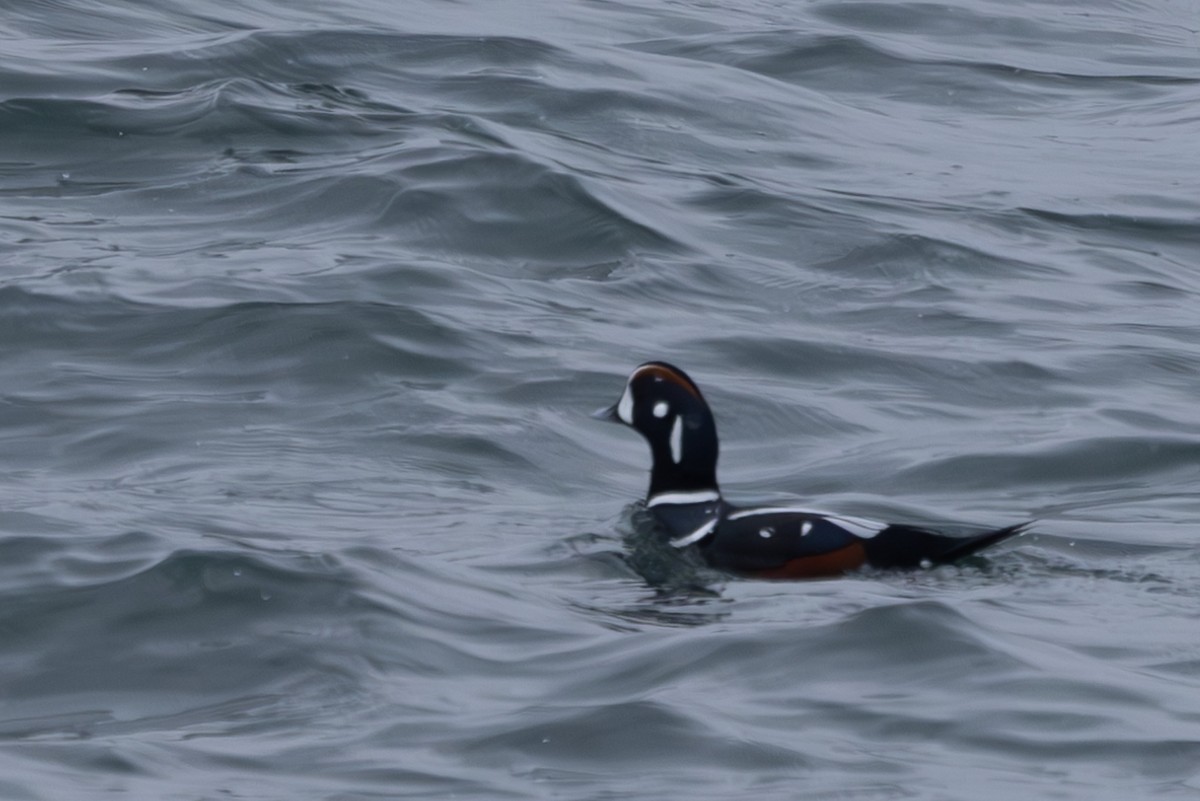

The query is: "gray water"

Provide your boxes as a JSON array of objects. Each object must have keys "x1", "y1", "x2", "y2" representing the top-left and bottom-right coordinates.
[{"x1": 2, "y1": 0, "x2": 1200, "y2": 798}]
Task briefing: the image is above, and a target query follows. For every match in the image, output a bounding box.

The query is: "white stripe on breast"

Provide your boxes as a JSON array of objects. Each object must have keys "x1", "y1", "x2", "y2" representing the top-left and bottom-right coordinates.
[{"x1": 669, "y1": 517, "x2": 718, "y2": 548}]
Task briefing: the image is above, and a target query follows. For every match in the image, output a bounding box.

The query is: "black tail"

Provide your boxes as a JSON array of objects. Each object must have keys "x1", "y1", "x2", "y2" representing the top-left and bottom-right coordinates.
[
  {"x1": 863, "y1": 522, "x2": 1030, "y2": 569},
  {"x1": 932, "y1": 522, "x2": 1030, "y2": 564}
]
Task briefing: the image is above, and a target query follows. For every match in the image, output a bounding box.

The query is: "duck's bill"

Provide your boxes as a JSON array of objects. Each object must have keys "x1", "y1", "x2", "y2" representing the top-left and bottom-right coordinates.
[{"x1": 591, "y1": 403, "x2": 621, "y2": 423}]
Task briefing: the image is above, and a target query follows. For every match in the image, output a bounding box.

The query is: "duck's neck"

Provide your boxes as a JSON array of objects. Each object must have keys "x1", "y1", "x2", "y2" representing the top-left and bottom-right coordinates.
[{"x1": 645, "y1": 419, "x2": 720, "y2": 505}]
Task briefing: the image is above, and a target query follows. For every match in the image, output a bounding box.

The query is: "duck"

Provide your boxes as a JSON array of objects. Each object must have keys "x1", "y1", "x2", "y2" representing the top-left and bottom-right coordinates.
[{"x1": 594, "y1": 361, "x2": 1026, "y2": 579}]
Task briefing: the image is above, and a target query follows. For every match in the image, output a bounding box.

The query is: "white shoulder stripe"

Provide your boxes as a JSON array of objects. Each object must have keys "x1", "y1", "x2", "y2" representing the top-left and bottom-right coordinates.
[
  {"x1": 725, "y1": 507, "x2": 887, "y2": 539},
  {"x1": 647, "y1": 490, "x2": 720, "y2": 507},
  {"x1": 823, "y1": 515, "x2": 888, "y2": 539},
  {"x1": 669, "y1": 518, "x2": 717, "y2": 548},
  {"x1": 726, "y1": 506, "x2": 818, "y2": 520}
]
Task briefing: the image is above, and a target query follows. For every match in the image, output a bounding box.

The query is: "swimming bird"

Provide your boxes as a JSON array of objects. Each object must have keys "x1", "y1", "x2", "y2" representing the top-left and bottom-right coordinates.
[{"x1": 594, "y1": 361, "x2": 1025, "y2": 579}]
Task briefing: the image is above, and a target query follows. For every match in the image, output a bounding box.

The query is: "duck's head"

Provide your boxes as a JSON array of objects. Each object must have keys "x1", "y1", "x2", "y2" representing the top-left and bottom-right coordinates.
[{"x1": 594, "y1": 361, "x2": 721, "y2": 504}]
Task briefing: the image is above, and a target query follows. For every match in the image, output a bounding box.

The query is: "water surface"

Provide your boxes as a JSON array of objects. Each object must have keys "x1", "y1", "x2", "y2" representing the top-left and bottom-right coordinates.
[{"x1": 2, "y1": 0, "x2": 1200, "y2": 798}]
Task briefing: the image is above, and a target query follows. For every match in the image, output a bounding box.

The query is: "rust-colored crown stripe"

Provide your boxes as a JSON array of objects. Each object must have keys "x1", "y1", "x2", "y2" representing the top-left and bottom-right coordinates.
[{"x1": 633, "y1": 362, "x2": 703, "y2": 399}]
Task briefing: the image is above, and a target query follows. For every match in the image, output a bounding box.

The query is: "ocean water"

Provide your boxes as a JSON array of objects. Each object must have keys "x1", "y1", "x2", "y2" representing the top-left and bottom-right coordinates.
[{"x1": 2, "y1": 0, "x2": 1200, "y2": 798}]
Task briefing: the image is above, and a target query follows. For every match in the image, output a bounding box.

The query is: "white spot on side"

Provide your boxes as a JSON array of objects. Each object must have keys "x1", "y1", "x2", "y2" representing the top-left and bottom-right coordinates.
[
  {"x1": 800, "y1": 521, "x2": 813, "y2": 537},
  {"x1": 759, "y1": 527, "x2": 773, "y2": 539},
  {"x1": 670, "y1": 518, "x2": 717, "y2": 548},
  {"x1": 652, "y1": 401, "x2": 669, "y2": 418},
  {"x1": 669, "y1": 416, "x2": 682, "y2": 464},
  {"x1": 647, "y1": 490, "x2": 720, "y2": 507},
  {"x1": 919, "y1": 558, "x2": 933, "y2": 569},
  {"x1": 616, "y1": 384, "x2": 634, "y2": 424}
]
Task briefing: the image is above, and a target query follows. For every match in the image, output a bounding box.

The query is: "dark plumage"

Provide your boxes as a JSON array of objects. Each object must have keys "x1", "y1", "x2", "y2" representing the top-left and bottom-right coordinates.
[{"x1": 596, "y1": 361, "x2": 1026, "y2": 579}]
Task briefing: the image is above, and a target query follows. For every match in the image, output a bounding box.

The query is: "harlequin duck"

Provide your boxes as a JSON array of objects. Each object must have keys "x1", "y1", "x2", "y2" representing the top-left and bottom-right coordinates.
[{"x1": 594, "y1": 361, "x2": 1026, "y2": 579}]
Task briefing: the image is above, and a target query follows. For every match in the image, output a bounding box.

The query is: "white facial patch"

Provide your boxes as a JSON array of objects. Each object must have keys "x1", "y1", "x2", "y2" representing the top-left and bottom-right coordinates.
[
  {"x1": 616, "y1": 383, "x2": 634, "y2": 424},
  {"x1": 652, "y1": 401, "x2": 669, "y2": 418},
  {"x1": 669, "y1": 416, "x2": 682, "y2": 463},
  {"x1": 824, "y1": 514, "x2": 887, "y2": 539}
]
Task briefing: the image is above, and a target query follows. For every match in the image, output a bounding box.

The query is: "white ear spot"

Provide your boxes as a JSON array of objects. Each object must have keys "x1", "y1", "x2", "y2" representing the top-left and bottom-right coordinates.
[
  {"x1": 759, "y1": 527, "x2": 773, "y2": 539},
  {"x1": 800, "y1": 521, "x2": 813, "y2": 537},
  {"x1": 652, "y1": 401, "x2": 669, "y2": 418},
  {"x1": 669, "y1": 416, "x2": 682, "y2": 463}
]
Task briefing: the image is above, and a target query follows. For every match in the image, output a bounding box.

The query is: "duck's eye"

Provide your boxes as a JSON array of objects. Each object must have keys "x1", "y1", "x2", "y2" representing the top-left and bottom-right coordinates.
[{"x1": 652, "y1": 401, "x2": 669, "y2": 418}]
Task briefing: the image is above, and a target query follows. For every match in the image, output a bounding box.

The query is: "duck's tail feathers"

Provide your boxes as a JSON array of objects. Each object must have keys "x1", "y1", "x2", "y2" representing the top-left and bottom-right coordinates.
[{"x1": 935, "y1": 522, "x2": 1031, "y2": 564}]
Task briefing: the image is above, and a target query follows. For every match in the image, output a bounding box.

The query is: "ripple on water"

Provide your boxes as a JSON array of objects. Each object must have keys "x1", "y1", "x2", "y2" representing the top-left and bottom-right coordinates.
[{"x1": 3, "y1": 0, "x2": 1200, "y2": 799}]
